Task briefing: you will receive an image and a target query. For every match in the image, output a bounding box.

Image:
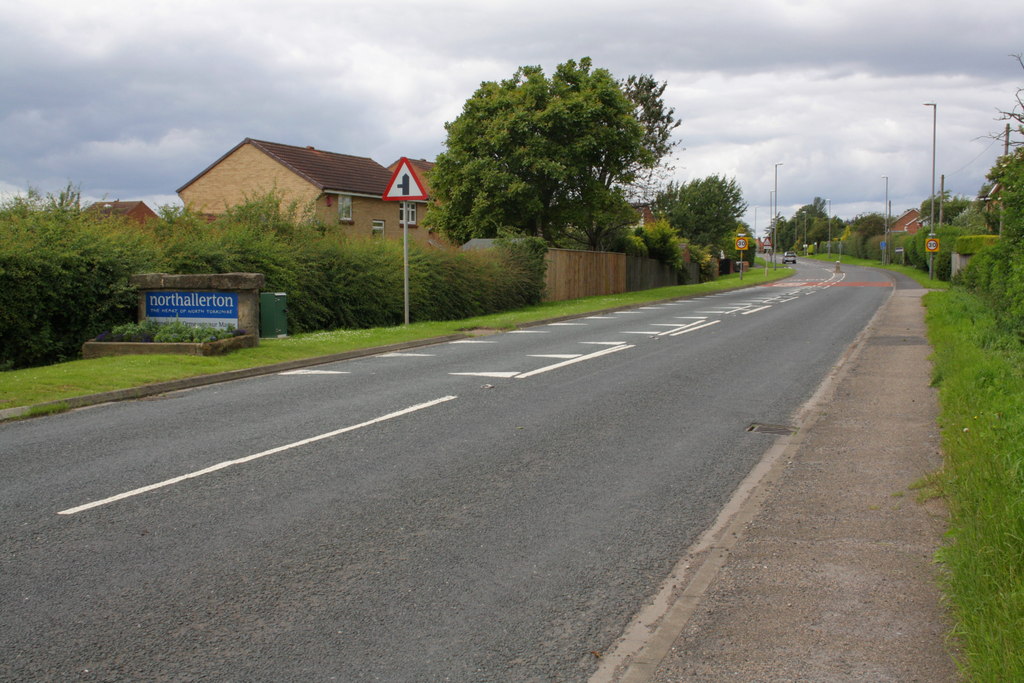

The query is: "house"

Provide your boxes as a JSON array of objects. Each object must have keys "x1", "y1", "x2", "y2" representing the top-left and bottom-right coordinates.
[
  {"x1": 86, "y1": 200, "x2": 158, "y2": 224},
  {"x1": 890, "y1": 208, "x2": 923, "y2": 234},
  {"x1": 177, "y1": 138, "x2": 438, "y2": 245}
]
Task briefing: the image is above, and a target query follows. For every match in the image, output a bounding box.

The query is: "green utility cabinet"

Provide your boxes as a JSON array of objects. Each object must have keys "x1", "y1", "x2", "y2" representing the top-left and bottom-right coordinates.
[{"x1": 260, "y1": 292, "x2": 288, "y2": 338}]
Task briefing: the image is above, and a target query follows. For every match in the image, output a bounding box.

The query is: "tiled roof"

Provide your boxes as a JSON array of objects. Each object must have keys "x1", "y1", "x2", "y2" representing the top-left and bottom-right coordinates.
[
  {"x1": 177, "y1": 138, "x2": 395, "y2": 196},
  {"x1": 249, "y1": 139, "x2": 393, "y2": 195}
]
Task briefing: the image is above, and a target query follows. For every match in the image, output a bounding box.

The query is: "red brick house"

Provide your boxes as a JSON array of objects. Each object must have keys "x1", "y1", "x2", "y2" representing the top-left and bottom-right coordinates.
[
  {"x1": 86, "y1": 200, "x2": 158, "y2": 224},
  {"x1": 890, "y1": 208, "x2": 923, "y2": 234}
]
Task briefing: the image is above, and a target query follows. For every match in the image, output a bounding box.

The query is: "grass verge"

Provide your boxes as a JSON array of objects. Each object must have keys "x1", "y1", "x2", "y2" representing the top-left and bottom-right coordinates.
[
  {"x1": 0, "y1": 267, "x2": 790, "y2": 413},
  {"x1": 925, "y1": 287, "x2": 1024, "y2": 679}
]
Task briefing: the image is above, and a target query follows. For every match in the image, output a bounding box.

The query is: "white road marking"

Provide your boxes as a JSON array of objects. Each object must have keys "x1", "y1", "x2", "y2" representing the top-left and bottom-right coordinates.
[
  {"x1": 741, "y1": 305, "x2": 772, "y2": 315},
  {"x1": 449, "y1": 371, "x2": 520, "y2": 378},
  {"x1": 514, "y1": 344, "x2": 633, "y2": 379},
  {"x1": 528, "y1": 354, "x2": 582, "y2": 359},
  {"x1": 581, "y1": 341, "x2": 629, "y2": 345},
  {"x1": 668, "y1": 320, "x2": 721, "y2": 336},
  {"x1": 57, "y1": 395, "x2": 459, "y2": 516},
  {"x1": 279, "y1": 369, "x2": 349, "y2": 375},
  {"x1": 621, "y1": 331, "x2": 660, "y2": 335}
]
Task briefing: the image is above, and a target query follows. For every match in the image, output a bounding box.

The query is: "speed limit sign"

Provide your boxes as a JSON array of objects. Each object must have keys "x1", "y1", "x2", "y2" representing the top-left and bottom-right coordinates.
[
  {"x1": 735, "y1": 236, "x2": 749, "y2": 251},
  {"x1": 925, "y1": 237, "x2": 940, "y2": 252}
]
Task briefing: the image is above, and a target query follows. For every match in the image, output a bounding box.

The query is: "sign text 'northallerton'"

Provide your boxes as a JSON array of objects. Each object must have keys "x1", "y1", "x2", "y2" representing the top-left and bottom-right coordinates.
[{"x1": 145, "y1": 291, "x2": 239, "y2": 329}]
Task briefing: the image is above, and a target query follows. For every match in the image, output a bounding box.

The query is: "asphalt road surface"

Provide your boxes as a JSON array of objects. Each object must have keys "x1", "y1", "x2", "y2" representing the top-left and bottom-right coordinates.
[{"x1": 0, "y1": 259, "x2": 893, "y2": 681}]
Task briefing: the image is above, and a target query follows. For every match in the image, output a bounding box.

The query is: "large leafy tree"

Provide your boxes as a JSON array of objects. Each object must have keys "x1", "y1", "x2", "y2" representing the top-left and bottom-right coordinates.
[
  {"x1": 425, "y1": 58, "x2": 678, "y2": 249},
  {"x1": 653, "y1": 175, "x2": 747, "y2": 249}
]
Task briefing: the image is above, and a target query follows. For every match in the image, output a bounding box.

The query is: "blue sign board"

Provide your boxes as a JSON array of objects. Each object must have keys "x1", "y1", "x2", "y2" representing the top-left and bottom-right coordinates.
[{"x1": 145, "y1": 291, "x2": 238, "y2": 330}]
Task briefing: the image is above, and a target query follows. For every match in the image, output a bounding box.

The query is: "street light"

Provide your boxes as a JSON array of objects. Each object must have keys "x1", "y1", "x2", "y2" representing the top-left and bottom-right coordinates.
[
  {"x1": 774, "y1": 162, "x2": 783, "y2": 269},
  {"x1": 826, "y1": 198, "x2": 832, "y2": 257},
  {"x1": 924, "y1": 102, "x2": 937, "y2": 279},
  {"x1": 882, "y1": 175, "x2": 889, "y2": 265}
]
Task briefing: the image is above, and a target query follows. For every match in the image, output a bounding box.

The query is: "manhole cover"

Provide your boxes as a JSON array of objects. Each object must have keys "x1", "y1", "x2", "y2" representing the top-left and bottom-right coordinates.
[{"x1": 746, "y1": 423, "x2": 797, "y2": 435}]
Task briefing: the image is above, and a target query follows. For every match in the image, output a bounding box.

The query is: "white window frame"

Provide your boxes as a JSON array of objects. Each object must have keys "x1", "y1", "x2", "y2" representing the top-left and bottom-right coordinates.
[
  {"x1": 338, "y1": 195, "x2": 352, "y2": 222},
  {"x1": 399, "y1": 202, "x2": 417, "y2": 225},
  {"x1": 372, "y1": 219, "x2": 385, "y2": 237}
]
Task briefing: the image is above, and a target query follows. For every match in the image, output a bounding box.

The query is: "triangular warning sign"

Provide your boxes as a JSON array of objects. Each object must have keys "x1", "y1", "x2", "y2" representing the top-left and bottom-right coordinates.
[{"x1": 383, "y1": 158, "x2": 428, "y2": 201}]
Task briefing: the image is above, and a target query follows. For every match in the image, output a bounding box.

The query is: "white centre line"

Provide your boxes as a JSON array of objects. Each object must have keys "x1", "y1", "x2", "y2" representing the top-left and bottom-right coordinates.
[
  {"x1": 279, "y1": 369, "x2": 350, "y2": 375},
  {"x1": 741, "y1": 305, "x2": 772, "y2": 315},
  {"x1": 514, "y1": 344, "x2": 633, "y2": 378},
  {"x1": 668, "y1": 319, "x2": 721, "y2": 336},
  {"x1": 57, "y1": 395, "x2": 459, "y2": 516}
]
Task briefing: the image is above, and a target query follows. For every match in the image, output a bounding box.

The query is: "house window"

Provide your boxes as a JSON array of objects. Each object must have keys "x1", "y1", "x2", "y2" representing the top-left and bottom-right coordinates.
[
  {"x1": 372, "y1": 219, "x2": 385, "y2": 237},
  {"x1": 338, "y1": 195, "x2": 352, "y2": 222},
  {"x1": 399, "y1": 202, "x2": 417, "y2": 225}
]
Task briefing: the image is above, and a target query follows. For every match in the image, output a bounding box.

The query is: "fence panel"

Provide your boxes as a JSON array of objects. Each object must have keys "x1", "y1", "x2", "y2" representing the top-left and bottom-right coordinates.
[
  {"x1": 543, "y1": 249, "x2": 626, "y2": 301},
  {"x1": 543, "y1": 249, "x2": 681, "y2": 302}
]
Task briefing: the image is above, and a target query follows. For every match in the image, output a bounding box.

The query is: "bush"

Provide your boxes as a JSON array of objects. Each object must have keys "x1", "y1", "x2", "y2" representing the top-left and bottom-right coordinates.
[
  {"x1": 0, "y1": 191, "x2": 550, "y2": 369},
  {"x1": 0, "y1": 190, "x2": 159, "y2": 369}
]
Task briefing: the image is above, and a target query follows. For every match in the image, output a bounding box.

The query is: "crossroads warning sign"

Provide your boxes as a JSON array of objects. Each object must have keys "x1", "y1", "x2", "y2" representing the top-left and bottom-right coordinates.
[{"x1": 383, "y1": 158, "x2": 428, "y2": 201}]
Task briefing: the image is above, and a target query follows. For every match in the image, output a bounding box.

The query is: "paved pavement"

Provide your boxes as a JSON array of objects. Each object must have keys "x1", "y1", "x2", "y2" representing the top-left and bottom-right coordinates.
[{"x1": 594, "y1": 273, "x2": 960, "y2": 682}]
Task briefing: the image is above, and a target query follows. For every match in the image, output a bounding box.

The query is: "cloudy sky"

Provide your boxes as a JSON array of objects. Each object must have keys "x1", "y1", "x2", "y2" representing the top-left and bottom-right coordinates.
[{"x1": 2, "y1": 0, "x2": 1021, "y2": 236}]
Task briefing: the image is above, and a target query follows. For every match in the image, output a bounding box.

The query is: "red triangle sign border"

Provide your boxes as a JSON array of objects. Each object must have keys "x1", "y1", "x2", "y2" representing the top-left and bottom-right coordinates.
[{"x1": 383, "y1": 158, "x2": 428, "y2": 201}]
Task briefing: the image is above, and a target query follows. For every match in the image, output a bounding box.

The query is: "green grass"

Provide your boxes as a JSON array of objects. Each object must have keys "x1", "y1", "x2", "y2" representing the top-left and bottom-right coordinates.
[
  {"x1": 0, "y1": 267, "x2": 791, "y2": 412},
  {"x1": 925, "y1": 288, "x2": 1024, "y2": 679},
  {"x1": 802, "y1": 252, "x2": 950, "y2": 289}
]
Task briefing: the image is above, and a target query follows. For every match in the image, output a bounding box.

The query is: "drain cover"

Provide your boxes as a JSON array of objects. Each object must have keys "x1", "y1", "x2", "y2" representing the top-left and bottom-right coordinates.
[{"x1": 746, "y1": 423, "x2": 797, "y2": 435}]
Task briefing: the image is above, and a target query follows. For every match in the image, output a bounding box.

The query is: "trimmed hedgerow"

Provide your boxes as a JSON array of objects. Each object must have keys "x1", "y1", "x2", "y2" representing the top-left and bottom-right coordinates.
[{"x1": 0, "y1": 190, "x2": 547, "y2": 370}]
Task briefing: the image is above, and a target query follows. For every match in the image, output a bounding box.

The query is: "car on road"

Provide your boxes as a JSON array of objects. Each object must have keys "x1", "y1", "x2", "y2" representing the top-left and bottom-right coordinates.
[{"x1": 782, "y1": 251, "x2": 797, "y2": 264}]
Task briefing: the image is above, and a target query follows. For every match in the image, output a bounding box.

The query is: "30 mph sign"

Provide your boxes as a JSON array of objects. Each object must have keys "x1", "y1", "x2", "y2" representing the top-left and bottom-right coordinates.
[
  {"x1": 925, "y1": 237, "x2": 941, "y2": 252},
  {"x1": 735, "y1": 236, "x2": 749, "y2": 250}
]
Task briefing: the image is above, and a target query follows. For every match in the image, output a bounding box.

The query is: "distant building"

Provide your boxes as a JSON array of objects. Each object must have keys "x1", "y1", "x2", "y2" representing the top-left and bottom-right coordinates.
[
  {"x1": 177, "y1": 138, "x2": 440, "y2": 246},
  {"x1": 86, "y1": 200, "x2": 158, "y2": 224},
  {"x1": 890, "y1": 208, "x2": 923, "y2": 234}
]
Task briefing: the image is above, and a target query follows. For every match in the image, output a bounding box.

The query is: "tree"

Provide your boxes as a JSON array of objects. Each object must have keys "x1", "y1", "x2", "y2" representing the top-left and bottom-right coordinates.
[
  {"x1": 426, "y1": 58, "x2": 678, "y2": 249},
  {"x1": 620, "y1": 74, "x2": 681, "y2": 203},
  {"x1": 653, "y1": 175, "x2": 747, "y2": 249},
  {"x1": 849, "y1": 212, "x2": 885, "y2": 237}
]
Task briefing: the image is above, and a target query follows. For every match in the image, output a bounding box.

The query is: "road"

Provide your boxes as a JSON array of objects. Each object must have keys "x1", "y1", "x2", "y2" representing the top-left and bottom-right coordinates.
[{"x1": 0, "y1": 259, "x2": 892, "y2": 681}]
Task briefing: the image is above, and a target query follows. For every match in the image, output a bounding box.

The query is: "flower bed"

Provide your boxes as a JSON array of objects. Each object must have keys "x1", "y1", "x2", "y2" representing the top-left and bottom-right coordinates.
[
  {"x1": 82, "y1": 320, "x2": 257, "y2": 359},
  {"x1": 82, "y1": 334, "x2": 257, "y2": 359}
]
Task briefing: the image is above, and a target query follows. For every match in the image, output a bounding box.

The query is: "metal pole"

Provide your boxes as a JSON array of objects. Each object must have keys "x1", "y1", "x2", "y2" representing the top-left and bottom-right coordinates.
[
  {"x1": 827, "y1": 199, "x2": 831, "y2": 257},
  {"x1": 924, "y1": 103, "x2": 937, "y2": 279},
  {"x1": 882, "y1": 175, "x2": 889, "y2": 265},
  {"x1": 774, "y1": 162, "x2": 782, "y2": 269},
  {"x1": 402, "y1": 201, "x2": 410, "y2": 325}
]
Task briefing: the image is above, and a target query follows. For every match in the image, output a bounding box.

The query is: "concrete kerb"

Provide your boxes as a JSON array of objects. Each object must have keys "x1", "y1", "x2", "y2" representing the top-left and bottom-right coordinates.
[{"x1": 0, "y1": 275, "x2": 791, "y2": 423}]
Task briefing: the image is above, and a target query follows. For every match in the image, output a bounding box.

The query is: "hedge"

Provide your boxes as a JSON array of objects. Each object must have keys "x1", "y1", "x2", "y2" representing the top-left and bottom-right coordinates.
[{"x1": 0, "y1": 194, "x2": 547, "y2": 370}]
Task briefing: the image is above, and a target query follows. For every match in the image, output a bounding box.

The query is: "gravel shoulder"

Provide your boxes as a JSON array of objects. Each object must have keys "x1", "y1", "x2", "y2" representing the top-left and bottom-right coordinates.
[{"x1": 595, "y1": 281, "x2": 960, "y2": 682}]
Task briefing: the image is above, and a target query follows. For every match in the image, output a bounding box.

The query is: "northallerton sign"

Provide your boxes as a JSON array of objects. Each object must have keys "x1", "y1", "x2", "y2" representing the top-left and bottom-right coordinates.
[{"x1": 145, "y1": 291, "x2": 239, "y2": 329}]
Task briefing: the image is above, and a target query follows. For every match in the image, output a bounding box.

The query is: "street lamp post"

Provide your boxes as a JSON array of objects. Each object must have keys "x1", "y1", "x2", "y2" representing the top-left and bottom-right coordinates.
[
  {"x1": 826, "y1": 198, "x2": 832, "y2": 258},
  {"x1": 882, "y1": 175, "x2": 889, "y2": 265},
  {"x1": 774, "y1": 162, "x2": 782, "y2": 269},
  {"x1": 924, "y1": 103, "x2": 937, "y2": 279}
]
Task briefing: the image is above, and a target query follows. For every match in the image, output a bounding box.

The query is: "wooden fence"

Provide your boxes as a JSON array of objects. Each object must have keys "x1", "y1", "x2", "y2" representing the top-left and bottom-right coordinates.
[{"x1": 542, "y1": 248, "x2": 681, "y2": 302}]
